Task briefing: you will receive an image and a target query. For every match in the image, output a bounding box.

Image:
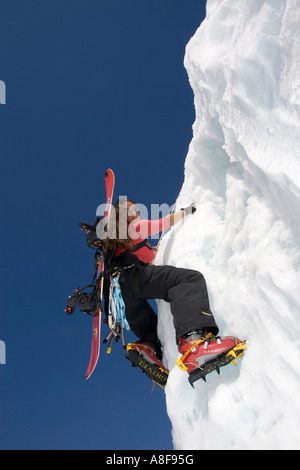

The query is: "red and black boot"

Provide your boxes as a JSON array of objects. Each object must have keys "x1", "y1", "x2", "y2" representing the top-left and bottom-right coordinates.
[
  {"x1": 177, "y1": 330, "x2": 246, "y2": 386},
  {"x1": 126, "y1": 341, "x2": 169, "y2": 389}
]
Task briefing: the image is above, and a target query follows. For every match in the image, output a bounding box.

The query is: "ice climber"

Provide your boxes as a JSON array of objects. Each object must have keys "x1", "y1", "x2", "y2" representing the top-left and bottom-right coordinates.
[{"x1": 102, "y1": 199, "x2": 246, "y2": 387}]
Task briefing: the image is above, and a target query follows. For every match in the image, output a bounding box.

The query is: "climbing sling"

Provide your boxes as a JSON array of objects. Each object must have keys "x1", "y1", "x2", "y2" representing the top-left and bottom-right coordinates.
[{"x1": 108, "y1": 272, "x2": 130, "y2": 331}]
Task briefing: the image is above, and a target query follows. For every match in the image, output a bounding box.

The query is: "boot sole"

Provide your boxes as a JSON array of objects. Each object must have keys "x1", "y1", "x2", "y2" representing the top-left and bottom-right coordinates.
[{"x1": 126, "y1": 349, "x2": 169, "y2": 388}]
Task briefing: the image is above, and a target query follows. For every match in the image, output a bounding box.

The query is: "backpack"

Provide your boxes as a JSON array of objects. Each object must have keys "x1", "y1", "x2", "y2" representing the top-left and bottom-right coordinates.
[{"x1": 66, "y1": 221, "x2": 152, "y2": 319}]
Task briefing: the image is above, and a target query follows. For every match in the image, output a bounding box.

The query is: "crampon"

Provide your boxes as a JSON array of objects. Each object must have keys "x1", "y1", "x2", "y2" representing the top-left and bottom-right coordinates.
[{"x1": 177, "y1": 332, "x2": 247, "y2": 387}]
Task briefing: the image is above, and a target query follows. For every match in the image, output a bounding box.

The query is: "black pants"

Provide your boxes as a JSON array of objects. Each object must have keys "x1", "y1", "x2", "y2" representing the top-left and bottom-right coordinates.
[{"x1": 119, "y1": 260, "x2": 219, "y2": 349}]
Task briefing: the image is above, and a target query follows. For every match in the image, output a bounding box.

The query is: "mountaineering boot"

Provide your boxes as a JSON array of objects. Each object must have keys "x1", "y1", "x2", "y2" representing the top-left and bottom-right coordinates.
[
  {"x1": 176, "y1": 330, "x2": 247, "y2": 386},
  {"x1": 126, "y1": 341, "x2": 169, "y2": 388}
]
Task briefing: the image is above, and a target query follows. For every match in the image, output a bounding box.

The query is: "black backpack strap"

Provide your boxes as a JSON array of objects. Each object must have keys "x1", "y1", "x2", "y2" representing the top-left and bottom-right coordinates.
[
  {"x1": 110, "y1": 240, "x2": 152, "y2": 271},
  {"x1": 131, "y1": 239, "x2": 152, "y2": 252}
]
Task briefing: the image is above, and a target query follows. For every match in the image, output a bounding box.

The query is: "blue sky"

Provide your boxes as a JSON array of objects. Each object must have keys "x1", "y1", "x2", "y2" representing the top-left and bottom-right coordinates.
[{"x1": 0, "y1": 0, "x2": 206, "y2": 450}]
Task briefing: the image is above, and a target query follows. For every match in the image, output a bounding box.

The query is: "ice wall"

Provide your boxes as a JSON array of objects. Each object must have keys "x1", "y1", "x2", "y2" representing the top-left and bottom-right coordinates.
[{"x1": 156, "y1": 0, "x2": 300, "y2": 450}]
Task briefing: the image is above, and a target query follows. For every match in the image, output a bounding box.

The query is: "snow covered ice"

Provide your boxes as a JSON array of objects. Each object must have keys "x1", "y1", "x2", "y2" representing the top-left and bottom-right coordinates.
[{"x1": 155, "y1": 0, "x2": 300, "y2": 450}]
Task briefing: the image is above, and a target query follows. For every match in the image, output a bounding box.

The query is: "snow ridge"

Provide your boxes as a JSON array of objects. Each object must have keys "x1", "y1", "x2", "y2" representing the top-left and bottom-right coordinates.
[{"x1": 156, "y1": 0, "x2": 300, "y2": 450}]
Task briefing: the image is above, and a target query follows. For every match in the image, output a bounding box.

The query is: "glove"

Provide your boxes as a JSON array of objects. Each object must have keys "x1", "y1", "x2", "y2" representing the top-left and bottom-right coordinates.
[{"x1": 181, "y1": 203, "x2": 196, "y2": 215}]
